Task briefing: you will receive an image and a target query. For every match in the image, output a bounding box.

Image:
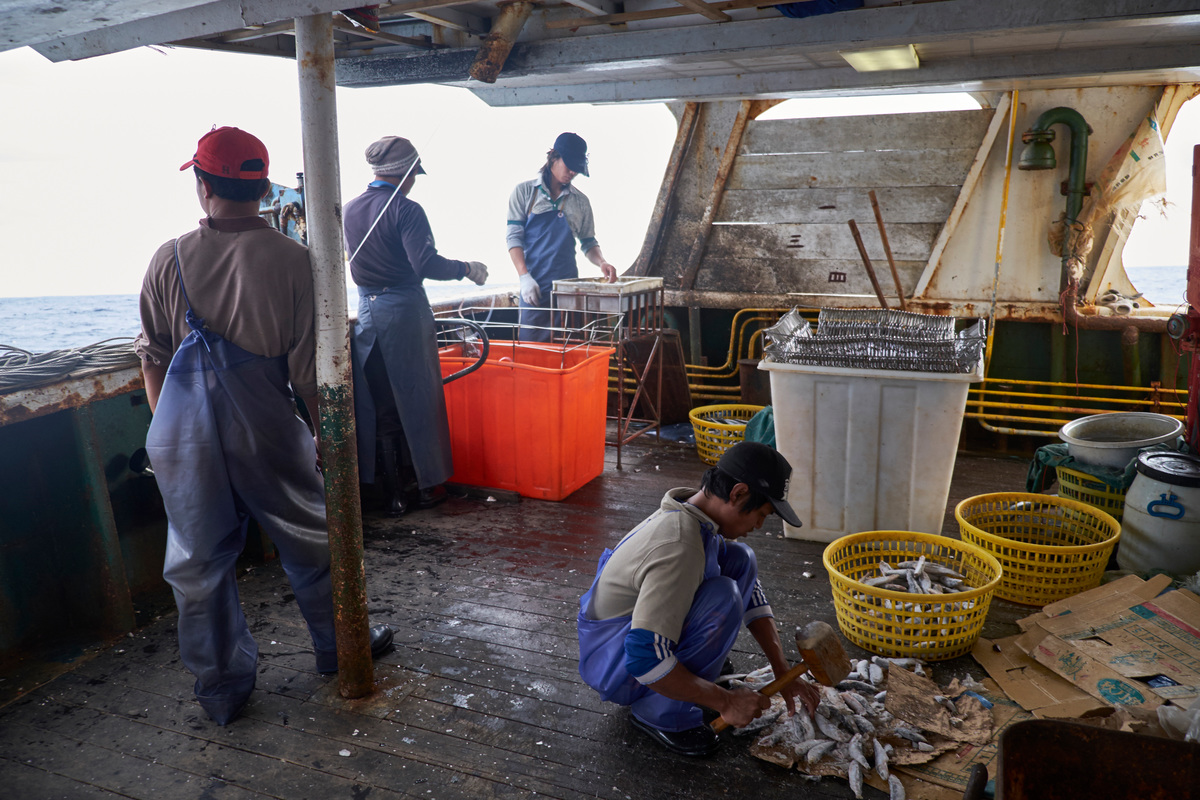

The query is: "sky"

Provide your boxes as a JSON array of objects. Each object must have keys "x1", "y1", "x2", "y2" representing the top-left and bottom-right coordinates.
[
  {"x1": 0, "y1": 43, "x2": 1195, "y2": 300},
  {"x1": 0, "y1": 45, "x2": 677, "y2": 298}
]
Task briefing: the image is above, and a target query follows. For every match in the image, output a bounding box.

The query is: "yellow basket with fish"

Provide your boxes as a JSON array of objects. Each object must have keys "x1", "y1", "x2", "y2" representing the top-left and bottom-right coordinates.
[
  {"x1": 955, "y1": 492, "x2": 1120, "y2": 606},
  {"x1": 688, "y1": 404, "x2": 764, "y2": 464},
  {"x1": 823, "y1": 531, "x2": 1002, "y2": 661}
]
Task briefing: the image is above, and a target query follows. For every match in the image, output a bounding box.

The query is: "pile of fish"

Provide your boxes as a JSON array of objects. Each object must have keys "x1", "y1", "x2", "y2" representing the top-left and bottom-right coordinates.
[
  {"x1": 858, "y1": 556, "x2": 972, "y2": 595},
  {"x1": 850, "y1": 556, "x2": 980, "y2": 652},
  {"x1": 730, "y1": 657, "x2": 964, "y2": 800}
]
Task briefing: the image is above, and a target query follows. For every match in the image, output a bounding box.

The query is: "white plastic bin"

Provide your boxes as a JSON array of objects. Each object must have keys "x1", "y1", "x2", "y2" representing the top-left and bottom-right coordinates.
[{"x1": 759, "y1": 360, "x2": 982, "y2": 542}]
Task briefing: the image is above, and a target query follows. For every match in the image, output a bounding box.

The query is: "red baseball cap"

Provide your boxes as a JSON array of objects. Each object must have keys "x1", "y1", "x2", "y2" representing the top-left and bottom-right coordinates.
[{"x1": 179, "y1": 126, "x2": 269, "y2": 180}]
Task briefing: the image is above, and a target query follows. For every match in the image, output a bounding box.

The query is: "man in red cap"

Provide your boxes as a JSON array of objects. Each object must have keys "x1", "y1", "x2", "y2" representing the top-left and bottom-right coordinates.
[{"x1": 136, "y1": 126, "x2": 392, "y2": 725}]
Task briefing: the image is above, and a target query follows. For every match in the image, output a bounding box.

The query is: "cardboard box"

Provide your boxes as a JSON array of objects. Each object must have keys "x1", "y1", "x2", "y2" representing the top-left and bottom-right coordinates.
[{"x1": 974, "y1": 575, "x2": 1200, "y2": 716}]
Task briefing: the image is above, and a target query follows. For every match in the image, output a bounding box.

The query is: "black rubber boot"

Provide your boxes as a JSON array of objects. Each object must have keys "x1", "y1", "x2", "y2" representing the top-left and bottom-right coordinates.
[{"x1": 379, "y1": 439, "x2": 409, "y2": 517}]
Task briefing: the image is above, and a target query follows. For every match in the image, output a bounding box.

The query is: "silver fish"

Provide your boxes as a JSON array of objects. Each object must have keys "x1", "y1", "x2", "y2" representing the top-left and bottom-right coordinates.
[
  {"x1": 888, "y1": 774, "x2": 906, "y2": 800},
  {"x1": 874, "y1": 737, "x2": 890, "y2": 781},
  {"x1": 934, "y1": 695, "x2": 958, "y2": 715},
  {"x1": 806, "y1": 739, "x2": 837, "y2": 765},
  {"x1": 869, "y1": 663, "x2": 884, "y2": 685},
  {"x1": 731, "y1": 704, "x2": 784, "y2": 736},
  {"x1": 848, "y1": 760, "x2": 864, "y2": 799},
  {"x1": 848, "y1": 734, "x2": 871, "y2": 769},
  {"x1": 837, "y1": 679, "x2": 879, "y2": 694},
  {"x1": 795, "y1": 706, "x2": 817, "y2": 740},
  {"x1": 794, "y1": 738, "x2": 829, "y2": 756},
  {"x1": 842, "y1": 691, "x2": 871, "y2": 717},
  {"x1": 893, "y1": 724, "x2": 927, "y2": 744},
  {"x1": 815, "y1": 711, "x2": 851, "y2": 743},
  {"x1": 851, "y1": 714, "x2": 876, "y2": 735}
]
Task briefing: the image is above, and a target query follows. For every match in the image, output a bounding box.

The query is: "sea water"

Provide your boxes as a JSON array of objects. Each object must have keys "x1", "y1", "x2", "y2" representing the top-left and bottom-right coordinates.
[
  {"x1": 0, "y1": 284, "x2": 514, "y2": 354},
  {"x1": 0, "y1": 267, "x2": 1189, "y2": 354}
]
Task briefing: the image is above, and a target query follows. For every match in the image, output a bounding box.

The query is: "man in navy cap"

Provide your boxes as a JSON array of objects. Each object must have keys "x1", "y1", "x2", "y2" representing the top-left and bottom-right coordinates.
[
  {"x1": 576, "y1": 441, "x2": 820, "y2": 757},
  {"x1": 506, "y1": 132, "x2": 618, "y2": 341}
]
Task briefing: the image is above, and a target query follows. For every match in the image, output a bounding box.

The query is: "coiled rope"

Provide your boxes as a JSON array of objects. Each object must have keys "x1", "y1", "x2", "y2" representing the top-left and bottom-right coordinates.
[{"x1": 0, "y1": 338, "x2": 141, "y2": 393}]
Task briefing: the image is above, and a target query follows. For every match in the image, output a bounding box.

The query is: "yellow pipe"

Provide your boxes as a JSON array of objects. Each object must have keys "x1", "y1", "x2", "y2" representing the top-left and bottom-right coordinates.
[
  {"x1": 687, "y1": 310, "x2": 786, "y2": 376},
  {"x1": 970, "y1": 390, "x2": 1185, "y2": 407}
]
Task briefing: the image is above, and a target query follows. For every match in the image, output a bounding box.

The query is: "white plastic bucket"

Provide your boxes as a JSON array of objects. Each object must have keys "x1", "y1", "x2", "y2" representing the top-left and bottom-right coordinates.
[
  {"x1": 1058, "y1": 412, "x2": 1183, "y2": 469},
  {"x1": 759, "y1": 359, "x2": 981, "y2": 542},
  {"x1": 1119, "y1": 452, "x2": 1200, "y2": 575}
]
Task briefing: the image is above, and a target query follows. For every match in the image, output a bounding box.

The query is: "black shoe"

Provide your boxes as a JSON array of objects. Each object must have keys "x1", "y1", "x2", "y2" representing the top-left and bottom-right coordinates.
[
  {"x1": 318, "y1": 624, "x2": 394, "y2": 675},
  {"x1": 369, "y1": 623, "x2": 394, "y2": 658},
  {"x1": 630, "y1": 715, "x2": 720, "y2": 757},
  {"x1": 416, "y1": 485, "x2": 447, "y2": 509}
]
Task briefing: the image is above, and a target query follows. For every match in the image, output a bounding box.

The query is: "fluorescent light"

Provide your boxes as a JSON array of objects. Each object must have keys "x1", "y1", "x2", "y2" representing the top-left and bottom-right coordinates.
[{"x1": 839, "y1": 44, "x2": 920, "y2": 72}]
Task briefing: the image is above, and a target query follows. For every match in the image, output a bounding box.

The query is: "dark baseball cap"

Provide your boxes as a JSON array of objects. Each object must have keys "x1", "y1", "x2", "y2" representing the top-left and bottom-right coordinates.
[
  {"x1": 717, "y1": 441, "x2": 802, "y2": 527},
  {"x1": 180, "y1": 126, "x2": 269, "y2": 180},
  {"x1": 553, "y1": 132, "x2": 589, "y2": 176}
]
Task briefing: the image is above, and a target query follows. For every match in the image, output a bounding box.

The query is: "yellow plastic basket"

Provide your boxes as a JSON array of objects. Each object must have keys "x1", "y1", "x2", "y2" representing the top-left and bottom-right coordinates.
[
  {"x1": 956, "y1": 492, "x2": 1121, "y2": 606},
  {"x1": 688, "y1": 404, "x2": 765, "y2": 465},
  {"x1": 1055, "y1": 466, "x2": 1127, "y2": 523},
  {"x1": 823, "y1": 531, "x2": 1002, "y2": 661}
]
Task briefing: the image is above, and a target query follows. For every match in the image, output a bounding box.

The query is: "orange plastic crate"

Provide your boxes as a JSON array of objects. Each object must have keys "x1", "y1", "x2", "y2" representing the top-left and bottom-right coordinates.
[{"x1": 439, "y1": 342, "x2": 614, "y2": 501}]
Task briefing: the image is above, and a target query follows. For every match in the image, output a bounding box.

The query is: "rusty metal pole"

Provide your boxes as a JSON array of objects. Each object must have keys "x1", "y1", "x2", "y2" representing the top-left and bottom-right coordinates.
[
  {"x1": 295, "y1": 12, "x2": 373, "y2": 699},
  {"x1": 468, "y1": 1, "x2": 533, "y2": 83},
  {"x1": 1186, "y1": 144, "x2": 1200, "y2": 450},
  {"x1": 868, "y1": 189, "x2": 907, "y2": 310},
  {"x1": 848, "y1": 219, "x2": 889, "y2": 310}
]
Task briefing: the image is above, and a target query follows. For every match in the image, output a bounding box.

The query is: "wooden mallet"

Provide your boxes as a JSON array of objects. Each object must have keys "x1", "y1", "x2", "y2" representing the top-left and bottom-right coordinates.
[{"x1": 711, "y1": 621, "x2": 851, "y2": 732}]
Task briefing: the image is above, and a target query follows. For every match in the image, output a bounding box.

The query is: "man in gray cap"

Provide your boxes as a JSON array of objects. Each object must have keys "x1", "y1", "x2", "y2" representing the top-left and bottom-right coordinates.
[
  {"x1": 344, "y1": 135, "x2": 490, "y2": 515},
  {"x1": 506, "y1": 132, "x2": 618, "y2": 341}
]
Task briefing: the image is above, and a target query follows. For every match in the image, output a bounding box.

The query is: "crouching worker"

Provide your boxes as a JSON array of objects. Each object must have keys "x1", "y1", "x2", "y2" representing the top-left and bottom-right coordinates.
[{"x1": 577, "y1": 441, "x2": 820, "y2": 756}]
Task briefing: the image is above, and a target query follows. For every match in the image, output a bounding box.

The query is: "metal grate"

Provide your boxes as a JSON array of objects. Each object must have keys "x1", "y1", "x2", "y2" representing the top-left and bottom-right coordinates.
[{"x1": 764, "y1": 308, "x2": 985, "y2": 373}]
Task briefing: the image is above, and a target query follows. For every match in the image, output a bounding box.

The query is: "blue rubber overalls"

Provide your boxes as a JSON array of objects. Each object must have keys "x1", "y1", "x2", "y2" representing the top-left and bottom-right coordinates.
[
  {"x1": 145, "y1": 242, "x2": 336, "y2": 725},
  {"x1": 350, "y1": 283, "x2": 453, "y2": 488},
  {"x1": 519, "y1": 192, "x2": 578, "y2": 342},
  {"x1": 577, "y1": 520, "x2": 761, "y2": 732}
]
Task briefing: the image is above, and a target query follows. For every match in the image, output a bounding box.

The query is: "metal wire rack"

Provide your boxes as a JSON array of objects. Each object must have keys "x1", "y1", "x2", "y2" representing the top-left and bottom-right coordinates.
[
  {"x1": 763, "y1": 309, "x2": 985, "y2": 373},
  {"x1": 434, "y1": 307, "x2": 623, "y2": 369},
  {"x1": 815, "y1": 307, "x2": 956, "y2": 342}
]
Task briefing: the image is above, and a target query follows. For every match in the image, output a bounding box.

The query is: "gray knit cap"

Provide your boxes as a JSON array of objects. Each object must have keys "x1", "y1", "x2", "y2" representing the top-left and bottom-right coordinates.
[{"x1": 365, "y1": 136, "x2": 426, "y2": 177}]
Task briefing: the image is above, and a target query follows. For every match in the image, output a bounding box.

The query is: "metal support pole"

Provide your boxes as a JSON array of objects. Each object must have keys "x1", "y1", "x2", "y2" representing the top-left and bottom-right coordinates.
[
  {"x1": 295, "y1": 12, "x2": 372, "y2": 699},
  {"x1": 1186, "y1": 144, "x2": 1200, "y2": 449}
]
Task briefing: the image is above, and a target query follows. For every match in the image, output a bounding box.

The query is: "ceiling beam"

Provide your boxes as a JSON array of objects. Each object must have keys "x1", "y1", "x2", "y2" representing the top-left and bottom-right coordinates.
[
  {"x1": 461, "y1": 43, "x2": 1200, "y2": 106},
  {"x1": 669, "y1": 0, "x2": 731, "y2": 23},
  {"x1": 548, "y1": 0, "x2": 771, "y2": 29},
  {"x1": 29, "y1": 0, "x2": 349, "y2": 61},
  {"x1": 336, "y1": 0, "x2": 1200, "y2": 89},
  {"x1": 402, "y1": 9, "x2": 488, "y2": 35},
  {"x1": 332, "y1": 14, "x2": 435, "y2": 49},
  {"x1": 560, "y1": 0, "x2": 616, "y2": 16}
]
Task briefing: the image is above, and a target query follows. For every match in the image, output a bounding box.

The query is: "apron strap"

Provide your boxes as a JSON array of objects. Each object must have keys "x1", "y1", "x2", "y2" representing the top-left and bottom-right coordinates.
[{"x1": 173, "y1": 239, "x2": 210, "y2": 342}]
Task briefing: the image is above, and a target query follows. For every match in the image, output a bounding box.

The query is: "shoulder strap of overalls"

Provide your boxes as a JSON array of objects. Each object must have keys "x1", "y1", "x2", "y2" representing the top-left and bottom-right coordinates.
[
  {"x1": 173, "y1": 238, "x2": 208, "y2": 334},
  {"x1": 525, "y1": 182, "x2": 538, "y2": 217}
]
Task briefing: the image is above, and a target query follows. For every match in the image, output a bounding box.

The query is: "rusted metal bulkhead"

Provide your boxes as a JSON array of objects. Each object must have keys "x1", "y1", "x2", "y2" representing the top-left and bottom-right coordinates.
[{"x1": 469, "y1": 1, "x2": 534, "y2": 84}]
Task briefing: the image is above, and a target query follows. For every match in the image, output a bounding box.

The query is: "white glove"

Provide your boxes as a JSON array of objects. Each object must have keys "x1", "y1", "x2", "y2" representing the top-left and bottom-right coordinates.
[
  {"x1": 465, "y1": 261, "x2": 489, "y2": 286},
  {"x1": 519, "y1": 272, "x2": 542, "y2": 305}
]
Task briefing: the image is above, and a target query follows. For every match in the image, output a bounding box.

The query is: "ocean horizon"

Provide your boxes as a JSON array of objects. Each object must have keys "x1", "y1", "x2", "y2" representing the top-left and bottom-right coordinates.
[
  {"x1": 0, "y1": 283, "x2": 517, "y2": 354},
  {"x1": 0, "y1": 265, "x2": 1189, "y2": 354}
]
